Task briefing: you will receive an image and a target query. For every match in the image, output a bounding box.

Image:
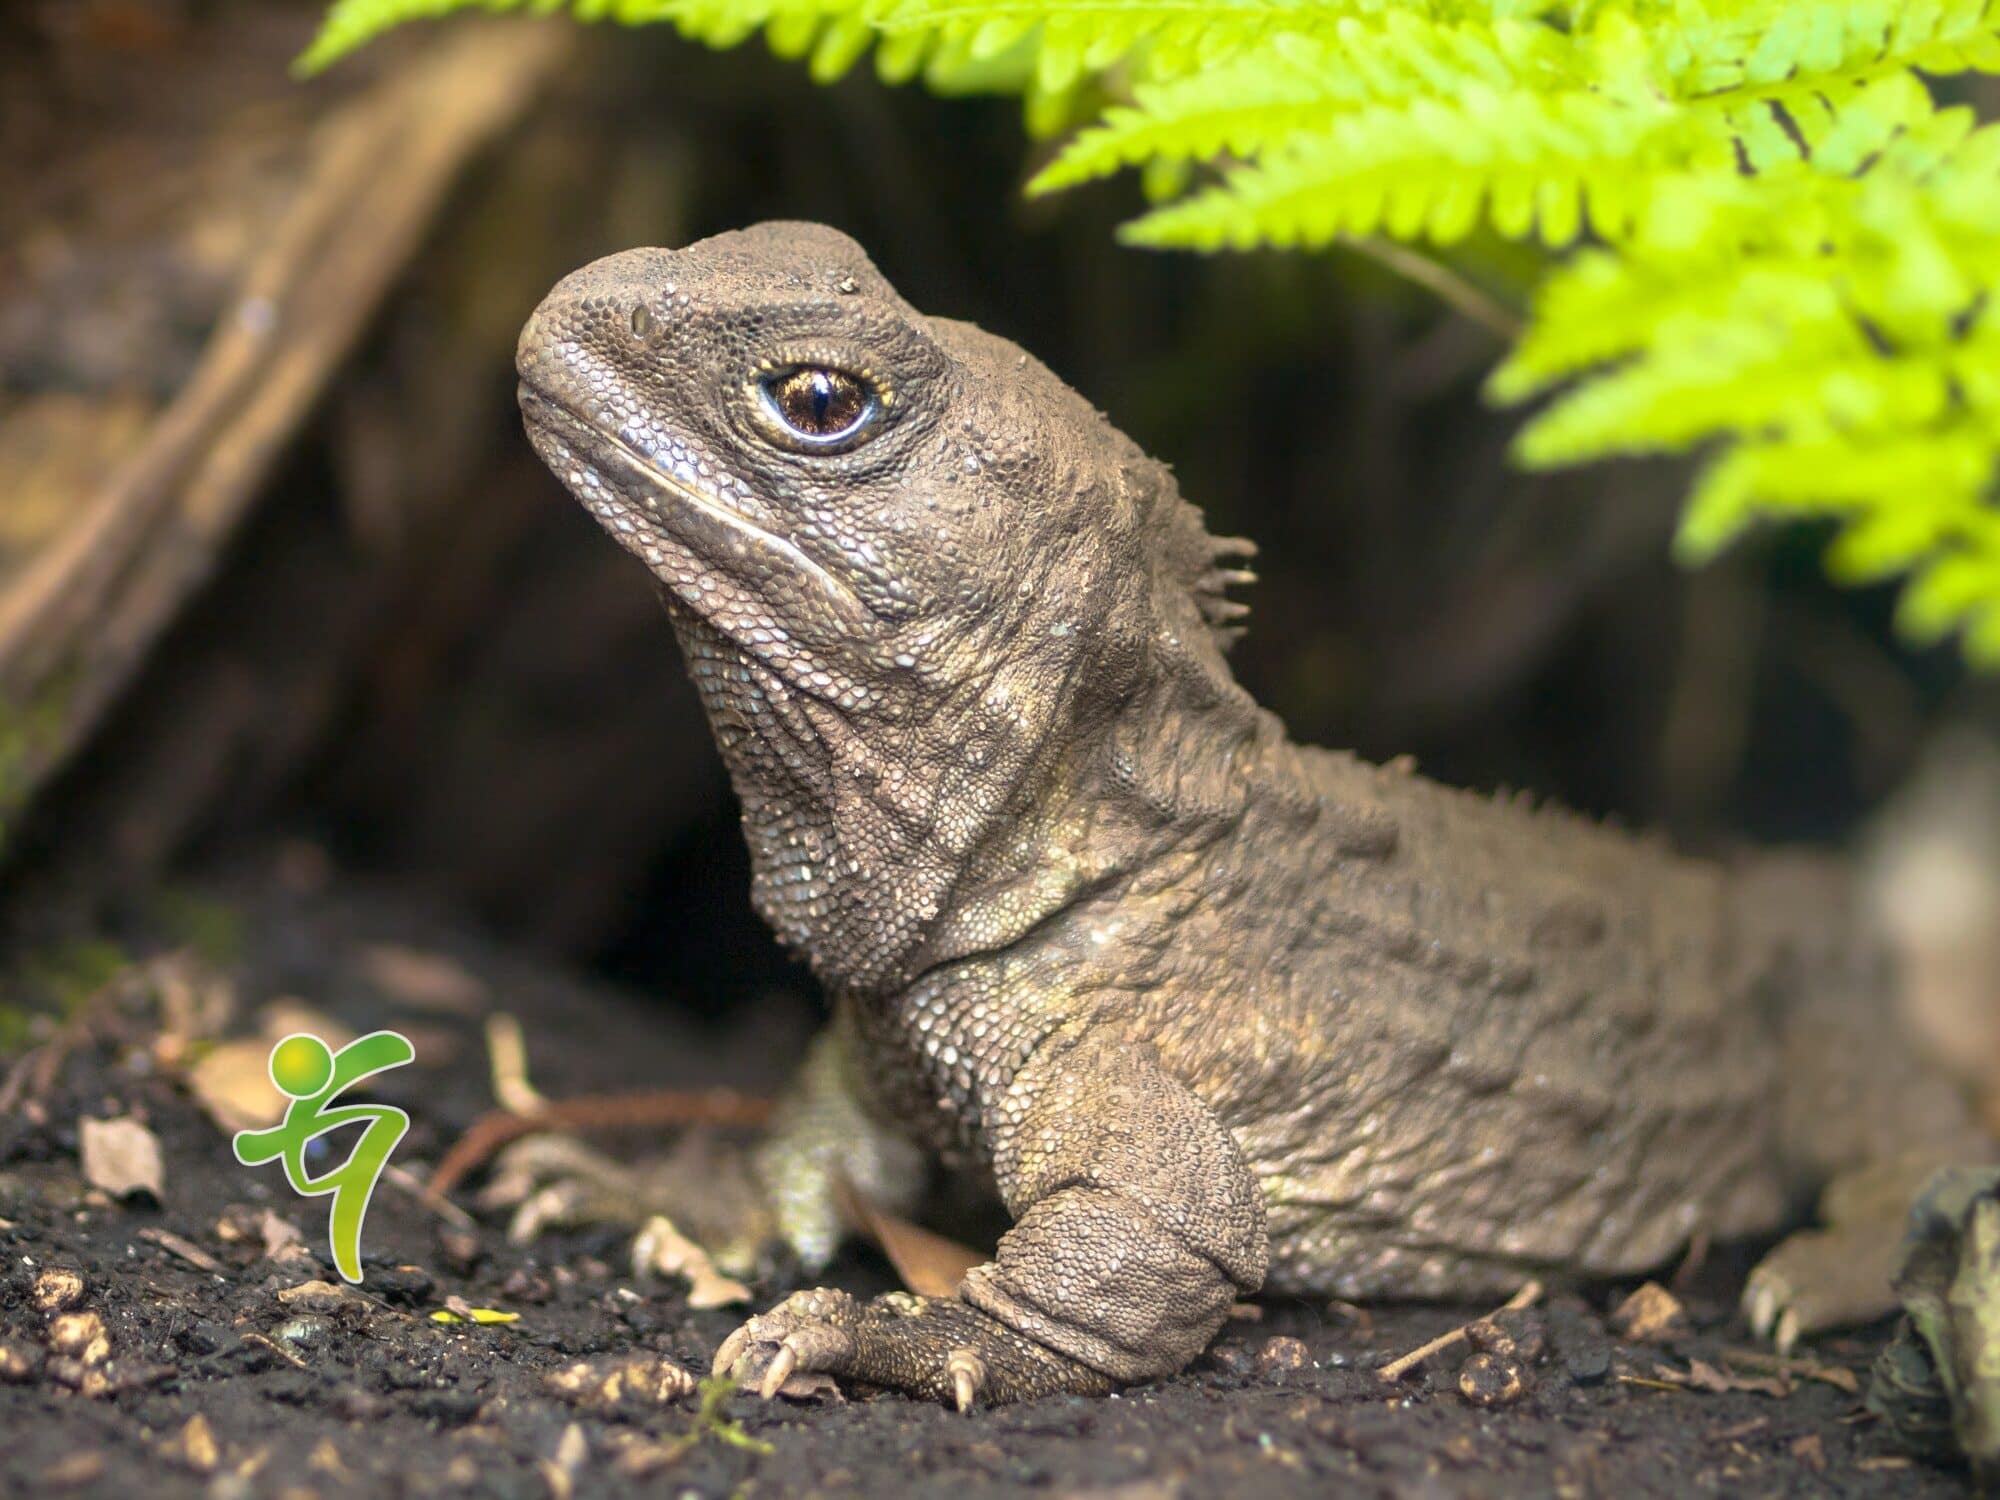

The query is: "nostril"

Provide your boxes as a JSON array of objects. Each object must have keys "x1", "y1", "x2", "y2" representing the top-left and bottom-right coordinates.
[{"x1": 629, "y1": 302, "x2": 653, "y2": 340}]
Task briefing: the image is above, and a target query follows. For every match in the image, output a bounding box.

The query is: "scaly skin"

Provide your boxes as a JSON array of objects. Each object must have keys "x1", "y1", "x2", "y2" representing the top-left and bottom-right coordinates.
[{"x1": 515, "y1": 223, "x2": 1989, "y2": 1406}]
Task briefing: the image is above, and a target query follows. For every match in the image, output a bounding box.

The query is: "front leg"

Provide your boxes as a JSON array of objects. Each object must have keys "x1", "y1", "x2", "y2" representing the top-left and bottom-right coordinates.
[{"x1": 716, "y1": 1030, "x2": 1268, "y2": 1405}]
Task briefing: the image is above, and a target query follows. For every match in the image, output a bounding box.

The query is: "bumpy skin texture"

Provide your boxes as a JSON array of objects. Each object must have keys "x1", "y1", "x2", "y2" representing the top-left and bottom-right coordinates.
[{"x1": 516, "y1": 223, "x2": 1990, "y2": 1406}]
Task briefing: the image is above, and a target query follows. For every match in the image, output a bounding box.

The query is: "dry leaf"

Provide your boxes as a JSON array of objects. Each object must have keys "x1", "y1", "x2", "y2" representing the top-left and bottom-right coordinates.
[
  {"x1": 257, "y1": 999, "x2": 354, "y2": 1050},
  {"x1": 1609, "y1": 1281, "x2": 1688, "y2": 1342},
  {"x1": 361, "y1": 944, "x2": 489, "y2": 1015},
  {"x1": 436, "y1": 1295, "x2": 519, "y2": 1324},
  {"x1": 1804, "y1": 1361, "x2": 1861, "y2": 1395},
  {"x1": 1683, "y1": 1358, "x2": 1733, "y2": 1393},
  {"x1": 185, "y1": 1002, "x2": 354, "y2": 1133},
  {"x1": 634, "y1": 1214, "x2": 752, "y2": 1308},
  {"x1": 1790, "y1": 1433, "x2": 1828, "y2": 1472},
  {"x1": 79, "y1": 1116, "x2": 163, "y2": 1201},
  {"x1": 277, "y1": 1280, "x2": 365, "y2": 1310},
  {"x1": 137, "y1": 1227, "x2": 227, "y2": 1274},
  {"x1": 1720, "y1": 1345, "x2": 1862, "y2": 1395},
  {"x1": 216, "y1": 1206, "x2": 310, "y2": 1263},
  {"x1": 163, "y1": 1414, "x2": 220, "y2": 1474},
  {"x1": 1656, "y1": 1357, "x2": 1790, "y2": 1398},
  {"x1": 185, "y1": 1040, "x2": 286, "y2": 1132},
  {"x1": 834, "y1": 1174, "x2": 983, "y2": 1298},
  {"x1": 257, "y1": 1210, "x2": 309, "y2": 1261}
]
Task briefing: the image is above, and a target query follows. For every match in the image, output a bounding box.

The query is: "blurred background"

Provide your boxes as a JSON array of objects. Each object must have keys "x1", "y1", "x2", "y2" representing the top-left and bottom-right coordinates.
[{"x1": 3, "y1": 0, "x2": 1995, "y2": 1049}]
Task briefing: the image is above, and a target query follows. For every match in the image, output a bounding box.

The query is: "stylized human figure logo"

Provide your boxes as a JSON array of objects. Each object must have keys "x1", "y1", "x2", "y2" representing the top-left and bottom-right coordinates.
[{"x1": 232, "y1": 1031, "x2": 415, "y2": 1284}]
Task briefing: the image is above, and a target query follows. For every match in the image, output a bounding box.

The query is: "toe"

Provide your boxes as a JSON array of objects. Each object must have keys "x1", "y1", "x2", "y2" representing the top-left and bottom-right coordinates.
[
  {"x1": 758, "y1": 1344, "x2": 798, "y2": 1400},
  {"x1": 1742, "y1": 1272, "x2": 1782, "y2": 1339},
  {"x1": 946, "y1": 1348, "x2": 986, "y2": 1412},
  {"x1": 1774, "y1": 1306, "x2": 1801, "y2": 1357},
  {"x1": 713, "y1": 1323, "x2": 753, "y2": 1378},
  {"x1": 714, "y1": 1288, "x2": 863, "y2": 1394},
  {"x1": 1743, "y1": 1220, "x2": 1902, "y2": 1346}
]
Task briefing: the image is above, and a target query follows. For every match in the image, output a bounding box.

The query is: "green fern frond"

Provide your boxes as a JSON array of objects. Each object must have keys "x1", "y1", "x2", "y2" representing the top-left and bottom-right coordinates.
[
  {"x1": 304, "y1": 0, "x2": 916, "y2": 81},
  {"x1": 1093, "y1": 14, "x2": 1967, "y2": 251},
  {"x1": 309, "y1": 0, "x2": 2000, "y2": 663},
  {"x1": 1497, "y1": 106, "x2": 2000, "y2": 658}
]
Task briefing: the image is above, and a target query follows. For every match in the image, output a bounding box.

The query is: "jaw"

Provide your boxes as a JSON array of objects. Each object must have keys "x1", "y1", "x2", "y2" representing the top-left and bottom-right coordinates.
[{"x1": 518, "y1": 385, "x2": 887, "y2": 713}]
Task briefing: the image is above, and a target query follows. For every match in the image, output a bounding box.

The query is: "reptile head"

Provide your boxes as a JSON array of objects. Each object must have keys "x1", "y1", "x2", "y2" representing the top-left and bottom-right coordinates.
[{"x1": 518, "y1": 222, "x2": 1252, "y2": 988}]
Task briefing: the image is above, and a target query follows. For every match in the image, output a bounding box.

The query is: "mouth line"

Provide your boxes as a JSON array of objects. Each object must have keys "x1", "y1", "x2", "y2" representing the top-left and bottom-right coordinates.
[{"x1": 519, "y1": 382, "x2": 873, "y2": 627}]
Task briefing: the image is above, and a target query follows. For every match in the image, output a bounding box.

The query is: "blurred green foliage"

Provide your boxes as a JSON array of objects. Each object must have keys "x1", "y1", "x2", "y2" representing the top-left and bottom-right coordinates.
[{"x1": 307, "y1": 0, "x2": 2000, "y2": 664}]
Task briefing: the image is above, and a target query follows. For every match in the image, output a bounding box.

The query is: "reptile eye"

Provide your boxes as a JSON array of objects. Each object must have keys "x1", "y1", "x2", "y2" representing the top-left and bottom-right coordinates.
[{"x1": 758, "y1": 366, "x2": 877, "y2": 447}]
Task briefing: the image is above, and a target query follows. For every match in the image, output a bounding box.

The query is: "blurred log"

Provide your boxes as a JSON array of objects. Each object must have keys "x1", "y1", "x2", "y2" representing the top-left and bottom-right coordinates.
[
  {"x1": 0, "y1": 12, "x2": 570, "y2": 844},
  {"x1": 12, "y1": 21, "x2": 717, "y2": 956}
]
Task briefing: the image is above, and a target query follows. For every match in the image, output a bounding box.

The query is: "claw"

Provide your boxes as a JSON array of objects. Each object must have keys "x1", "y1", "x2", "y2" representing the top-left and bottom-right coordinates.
[
  {"x1": 945, "y1": 1348, "x2": 985, "y2": 1413},
  {"x1": 713, "y1": 1324, "x2": 750, "y2": 1378},
  {"x1": 1774, "y1": 1307, "x2": 1800, "y2": 1358},
  {"x1": 759, "y1": 1342, "x2": 799, "y2": 1400},
  {"x1": 1745, "y1": 1281, "x2": 1777, "y2": 1339}
]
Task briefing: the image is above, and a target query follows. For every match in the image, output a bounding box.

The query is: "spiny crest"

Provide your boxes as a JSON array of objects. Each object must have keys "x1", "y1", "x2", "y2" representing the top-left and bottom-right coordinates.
[
  {"x1": 1194, "y1": 535, "x2": 1259, "y2": 651},
  {"x1": 1133, "y1": 464, "x2": 1258, "y2": 651}
]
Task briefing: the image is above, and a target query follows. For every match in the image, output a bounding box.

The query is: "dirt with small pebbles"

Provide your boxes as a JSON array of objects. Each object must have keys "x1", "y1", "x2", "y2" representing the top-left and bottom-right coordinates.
[{"x1": 0, "y1": 869, "x2": 1959, "y2": 1499}]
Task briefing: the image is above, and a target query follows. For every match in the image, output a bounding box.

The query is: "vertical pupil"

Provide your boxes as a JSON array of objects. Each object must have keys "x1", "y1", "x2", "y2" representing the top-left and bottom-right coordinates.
[{"x1": 769, "y1": 368, "x2": 868, "y2": 439}]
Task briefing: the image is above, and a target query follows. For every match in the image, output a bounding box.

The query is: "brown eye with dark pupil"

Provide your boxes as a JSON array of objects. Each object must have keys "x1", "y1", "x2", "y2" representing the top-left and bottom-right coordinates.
[{"x1": 762, "y1": 366, "x2": 873, "y2": 443}]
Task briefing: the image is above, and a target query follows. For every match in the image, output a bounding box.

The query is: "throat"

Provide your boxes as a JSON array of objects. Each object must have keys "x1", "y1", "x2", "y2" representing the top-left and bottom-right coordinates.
[
  {"x1": 677, "y1": 600, "x2": 1302, "y2": 999},
  {"x1": 904, "y1": 660, "x2": 1299, "y2": 985}
]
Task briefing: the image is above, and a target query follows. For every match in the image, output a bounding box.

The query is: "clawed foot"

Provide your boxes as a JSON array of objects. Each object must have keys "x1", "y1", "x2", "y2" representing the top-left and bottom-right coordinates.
[
  {"x1": 481, "y1": 1131, "x2": 774, "y2": 1278},
  {"x1": 712, "y1": 1286, "x2": 1112, "y2": 1409},
  {"x1": 1742, "y1": 1220, "x2": 1902, "y2": 1354}
]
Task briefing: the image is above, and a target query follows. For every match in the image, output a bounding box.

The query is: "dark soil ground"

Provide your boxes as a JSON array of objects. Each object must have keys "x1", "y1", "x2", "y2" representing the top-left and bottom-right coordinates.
[{"x1": 0, "y1": 855, "x2": 1961, "y2": 1498}]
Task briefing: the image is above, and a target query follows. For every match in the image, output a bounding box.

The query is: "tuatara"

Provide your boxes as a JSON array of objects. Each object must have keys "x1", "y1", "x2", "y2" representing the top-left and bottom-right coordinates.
[{"x1": 514, "y1": 221, "x2": 1990, "y2": 1407}]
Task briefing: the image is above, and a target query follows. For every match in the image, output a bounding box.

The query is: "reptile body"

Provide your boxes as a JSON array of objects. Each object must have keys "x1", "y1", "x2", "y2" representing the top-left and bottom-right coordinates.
[{"x1": 516, "y1": 223, "x2": 1987, "y2": 1406}]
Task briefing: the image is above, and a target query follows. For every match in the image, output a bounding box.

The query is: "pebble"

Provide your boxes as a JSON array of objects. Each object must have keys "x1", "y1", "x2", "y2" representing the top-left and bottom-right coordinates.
[
  {"x1": 1564, "y1": 1343, "x2": 1612, "y2": 1386},
  {"x1": 31, "y1": 1267, "x2": 86, "y2": 1315},
  {"x1": 1255, "y1": 1336, "x2": 1312, "y2": 1377},
  {"x1": 1483, "y1": 1307, "x2": 1547, "y2": 1363},
  {"x1": 1458, "y1": 1351, "x2": 1529, "y2": 1407},
  {"x1": 163, "y1": 1413, "x2": 220, "y2": 1474},
  {"x1": 1608, "y1": 1281, "x2": 1687, "y2": 1342},
  {"x1": 1202, "y1": 1342, "x2": 1255, "y2": 1377},
  {"x1": 46, "y1": 1310, "x2": 110, "y2": 1365},
  {"x1": 275, "y1": 1316, "x2": 331, "y2": 1348},
  {"x1": 502, "y1": 1268, "x2": 554, "y2": 1304},
  {"x1": 542, "y1": 1353, "x2": 696, "y2": 1410},
  {"x1": 368, "y1": 1263, "x2": 436, "y2": 1307},
  {"x1": 0, "y1": 1337, "x2": 41, "y2": 1382}
]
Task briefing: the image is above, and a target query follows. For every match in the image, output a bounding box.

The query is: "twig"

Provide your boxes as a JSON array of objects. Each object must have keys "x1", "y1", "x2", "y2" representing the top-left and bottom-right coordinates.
[
  {"x1": 1350, "y1": 238, "x2": 1525, "y2": 342},
  {"x1": 424, "y1": 1090, "x2": 775, "y2": 1207},
  {"x1": 1615, "y1": 1373, "x2": 1686, "y2": 1392},
  {"x1": 0, "y1": 964, "x2": 144, "y2": 1115},
  {"x1": 1716, "y1": 1344, "x2": 1861, "y2": 1393},
  {"x1": 382, "y1": 1163, "x2": 475, "y2": 1228},
  {"x1": 136, "y1": 1227, "x2": 228, "y2": 1275},
  {"x1": 1377, "y1": 1280, "x2": 1543, "y2": 1383},
  {"x1": 485, "y1": 1013, "x2": 546, "y2": 1114},
  {"x1": 239, "y1": 1330, "x2": 309, "y2": 1371}
]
